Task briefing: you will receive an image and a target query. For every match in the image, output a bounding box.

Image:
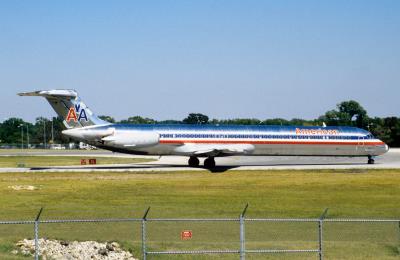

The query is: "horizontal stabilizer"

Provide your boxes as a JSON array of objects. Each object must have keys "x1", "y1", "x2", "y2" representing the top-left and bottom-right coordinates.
[{"x1": 18, "y1": 89, "x2": 78, "y2": 98}]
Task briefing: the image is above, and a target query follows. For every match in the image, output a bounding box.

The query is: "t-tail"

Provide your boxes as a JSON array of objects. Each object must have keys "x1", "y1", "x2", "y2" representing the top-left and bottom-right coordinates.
[{"x1": 18, "y1": 89, "x2": 108, "y2": 129}]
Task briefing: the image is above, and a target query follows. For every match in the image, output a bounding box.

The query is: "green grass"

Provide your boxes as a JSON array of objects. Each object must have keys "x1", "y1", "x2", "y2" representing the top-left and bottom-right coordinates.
[
  {"x1": 0, "y1": 156, "x2": 154, "y2": 168},
  {"x1": 0, "y1": 169, "x2": 399, "y2": 259}
]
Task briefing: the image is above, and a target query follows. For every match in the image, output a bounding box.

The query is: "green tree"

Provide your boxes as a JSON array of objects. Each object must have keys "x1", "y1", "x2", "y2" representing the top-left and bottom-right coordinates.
[
  {"x1": 382, "y1": 117, "x2": 400, "y2": 147},
  {"x1": 211, "y1": 118, "x2": 261, "y2": 125},
  {"x1": 262, "y1": 118, "x2": 290, "y2": 125},
  {"x1": 51, "y1": 116, "x2": 74, "y2": 144},
  {"x1": 157, "y1": 119, "x2": 182, "y2": 124},
  {"x1": 337, "y1": 100, "x2": 367, "y2": 128},
  {"x1": 183, "y1": 113, "x2": 209, "y2": 124},
  {"x1": 319, "y1": 100, "x2": 368, "y2": 128},
  {"x1": 99, "y1": 115, "x2": 116, "y2": 123},
  {"x1": 119, "y1": 116, "x2": 155, "y2": 124},
  {"x1": 369, "y1": 117, "x2": 389, "y2": 143},
  {"x1": 32, "y1": 117, "x2": 51, "y2": 147},
  {"x1": 0, "y1": 118, "x2": 26, "y2": 145}
]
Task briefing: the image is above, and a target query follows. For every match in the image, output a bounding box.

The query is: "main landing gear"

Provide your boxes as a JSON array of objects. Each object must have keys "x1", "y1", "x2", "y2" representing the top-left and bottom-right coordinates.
[
  {"x1": 204, "y1": 157, "x2": 216, "y2": 169},
  {"x1": 188, "y1": 156, "x2": 200, "y2": 167},
  {"x1": 187, "y1": 156, "x2": 216, "y2": 169},
  {"x1": 368, "y1": 155, "x2": 375, "y2": 165}
]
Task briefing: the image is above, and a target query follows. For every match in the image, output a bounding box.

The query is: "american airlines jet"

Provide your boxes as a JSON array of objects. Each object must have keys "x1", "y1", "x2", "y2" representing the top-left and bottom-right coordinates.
[{"x1": 19, "y1": 90, "x2": 389, "y2": 168}]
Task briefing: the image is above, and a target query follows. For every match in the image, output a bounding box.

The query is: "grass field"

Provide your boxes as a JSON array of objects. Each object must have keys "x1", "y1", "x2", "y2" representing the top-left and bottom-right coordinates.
[
  {"x1": 0, "y1": 169, "x2": 400, "y2": 259},
  {"x1": 0, "y1": 156, "x2": 154, "y2": 168}
]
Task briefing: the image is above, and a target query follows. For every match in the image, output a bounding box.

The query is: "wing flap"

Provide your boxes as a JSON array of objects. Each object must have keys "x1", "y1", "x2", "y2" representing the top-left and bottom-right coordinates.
[{"x1": 174, "y1": 143, "x2": 255, "y2": 156}]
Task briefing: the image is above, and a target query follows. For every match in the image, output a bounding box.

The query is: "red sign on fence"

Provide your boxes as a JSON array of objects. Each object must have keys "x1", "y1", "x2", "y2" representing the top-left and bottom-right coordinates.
[
  {"x1": 89, "y1": 159, "x2": 97, "y2": 165},
  {"x1": 181, "y1": 230, "x2": 192, "y2": 240},
  {"x1": 81, "y1": 159, "x2": 96, "y2": 165}
]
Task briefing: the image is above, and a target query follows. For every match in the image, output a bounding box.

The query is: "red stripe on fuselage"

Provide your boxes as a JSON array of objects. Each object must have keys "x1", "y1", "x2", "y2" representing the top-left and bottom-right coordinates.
[{"x1": 159, "y1": 140, "x2": 385, "y2": 146}]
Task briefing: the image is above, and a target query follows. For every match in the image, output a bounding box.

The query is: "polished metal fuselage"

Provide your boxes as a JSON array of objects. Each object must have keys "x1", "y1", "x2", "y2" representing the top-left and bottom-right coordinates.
[{"x1": 63, "y1": 124, "x2": 389, "y2": 157}]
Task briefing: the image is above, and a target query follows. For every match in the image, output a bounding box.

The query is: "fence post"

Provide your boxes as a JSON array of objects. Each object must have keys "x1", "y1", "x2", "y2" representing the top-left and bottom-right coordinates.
[
  {"x1": 240, "y1": 203, "x2": 249, "y2": 260},
  {"x1": 142, "y1": 207, "x2": 150, "y2": 260},
  {"x1": 34, "y1": 207, "x2": 43, "y2": 260},
  {"x1": 318, "y1": 208, "x2": 329, "y2": 260},
  {"x1": 398, "y1": 221, "x2": 400, "y2": 252}
]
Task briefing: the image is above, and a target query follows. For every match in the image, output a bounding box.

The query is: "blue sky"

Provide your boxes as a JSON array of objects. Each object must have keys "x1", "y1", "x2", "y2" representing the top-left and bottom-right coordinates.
[{"x1": 1, "y1": 1, "x2": 399, "y2": 122}]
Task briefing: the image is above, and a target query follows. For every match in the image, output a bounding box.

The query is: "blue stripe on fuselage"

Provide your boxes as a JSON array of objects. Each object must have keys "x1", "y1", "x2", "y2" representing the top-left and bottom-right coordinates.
[{"x1": 94, "y1": 124, "x2": 370, "y2": 135}]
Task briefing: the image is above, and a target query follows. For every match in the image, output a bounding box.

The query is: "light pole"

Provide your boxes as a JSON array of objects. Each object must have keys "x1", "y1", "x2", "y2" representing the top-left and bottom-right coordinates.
[
  {"x1": 43, "y1": 119, "x2": 46, "y2": 149},
  {"x1": 51, "y1": 118, "x2": 54, "y2": 144},
  {"x1": 19, "y1": 124, "x2": 24, "y2": 149},
  {"x1": 26, "y1": 124, "x2": 30, "y2": 149}
]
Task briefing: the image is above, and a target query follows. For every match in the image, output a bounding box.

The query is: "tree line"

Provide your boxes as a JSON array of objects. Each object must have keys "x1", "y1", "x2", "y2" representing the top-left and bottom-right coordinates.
[{"x1": 1, "y1": 100, "x2": 399, "y2": 147}]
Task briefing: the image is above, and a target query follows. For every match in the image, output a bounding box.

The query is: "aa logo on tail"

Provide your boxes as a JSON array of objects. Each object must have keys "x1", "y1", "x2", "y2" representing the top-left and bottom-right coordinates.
[{"x1": 66, "y1": 104, "x2": 88, "y2": 123}]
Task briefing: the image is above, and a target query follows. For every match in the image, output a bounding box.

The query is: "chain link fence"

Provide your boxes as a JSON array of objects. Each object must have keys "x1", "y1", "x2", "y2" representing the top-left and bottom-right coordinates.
[{"x1": 0, "y1": 207, "x2": 399, "y2": 260}]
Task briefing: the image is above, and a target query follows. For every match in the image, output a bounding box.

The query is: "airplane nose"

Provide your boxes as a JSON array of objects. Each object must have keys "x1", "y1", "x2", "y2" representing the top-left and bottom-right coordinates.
[{"x1": 385, "y1": 144, "x2": 389, "y2": 152}]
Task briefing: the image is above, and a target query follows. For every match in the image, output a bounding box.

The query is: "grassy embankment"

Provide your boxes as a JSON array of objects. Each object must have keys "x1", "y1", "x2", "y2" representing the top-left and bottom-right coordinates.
[{"x1": 0, "y1": 169, "x2": 399, "y2": 259}]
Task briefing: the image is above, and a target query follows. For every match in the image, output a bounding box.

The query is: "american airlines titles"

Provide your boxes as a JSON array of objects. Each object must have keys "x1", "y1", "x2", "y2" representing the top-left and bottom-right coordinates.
[{"x1": 295, "y1": 128, "x2": 339, "y2": 135}]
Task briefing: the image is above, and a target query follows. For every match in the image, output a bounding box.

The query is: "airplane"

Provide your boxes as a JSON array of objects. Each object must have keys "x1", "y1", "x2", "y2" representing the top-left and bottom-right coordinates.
[{"x1": 18, "y1": 89, "x2": 389, "y2": 168}]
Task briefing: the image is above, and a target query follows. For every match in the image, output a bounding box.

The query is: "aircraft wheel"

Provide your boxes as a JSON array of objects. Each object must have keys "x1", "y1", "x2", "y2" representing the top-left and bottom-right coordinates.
[
  {"x1": 368, "y1": 156, "x2": 375, "y2": 164},
  {"x1": 204, "y1": 157, "x2": 216, "y2": 168},
  {"x1": 188, "y1": 156, "x2": 200, "y2": 167}
]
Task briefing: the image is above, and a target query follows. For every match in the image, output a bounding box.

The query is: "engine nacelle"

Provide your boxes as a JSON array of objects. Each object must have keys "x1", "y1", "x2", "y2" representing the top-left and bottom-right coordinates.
[
  {"x1": 102, "y1": 131, "x2": 159, "y2": 148},
  {"x1": 63, "y1": 127, "x2": 115, "y2": 141}
]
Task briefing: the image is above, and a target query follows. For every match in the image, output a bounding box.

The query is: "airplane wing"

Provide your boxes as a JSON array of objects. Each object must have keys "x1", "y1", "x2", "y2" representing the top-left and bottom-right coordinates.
[{"x1": 173, "y1": 143, "x2": 255, "y2": 157}]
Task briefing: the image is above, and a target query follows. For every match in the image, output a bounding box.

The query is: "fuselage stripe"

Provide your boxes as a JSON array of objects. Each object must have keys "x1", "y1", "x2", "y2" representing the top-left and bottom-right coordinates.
[{"x1": 159, "y1": 140, "x2": 385, "y2": 146}]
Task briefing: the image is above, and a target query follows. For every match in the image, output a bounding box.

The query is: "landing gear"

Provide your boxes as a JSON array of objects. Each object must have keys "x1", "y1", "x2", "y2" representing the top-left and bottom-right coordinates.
[
  {"x1": 204, "y1": 157, "x2": 216, "y2": 169},
  {"x1": 368, "y1": 155, "x2": 375, "y2": 164},
  {"x1": 188, "y1": 156, "x2": 200, "y2": 167}
]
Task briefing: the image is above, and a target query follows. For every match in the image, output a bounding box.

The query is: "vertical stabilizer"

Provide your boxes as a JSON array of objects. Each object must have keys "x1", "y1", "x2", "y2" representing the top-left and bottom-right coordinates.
[{"x1": 18, "y1": 89, "x2": 108, "y2": 129}]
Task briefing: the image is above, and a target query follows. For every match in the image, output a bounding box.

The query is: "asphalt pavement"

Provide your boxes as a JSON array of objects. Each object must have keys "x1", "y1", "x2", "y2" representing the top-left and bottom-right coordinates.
[{"x1": 0, "y1": 148, "x2": 398, "y2": 173}]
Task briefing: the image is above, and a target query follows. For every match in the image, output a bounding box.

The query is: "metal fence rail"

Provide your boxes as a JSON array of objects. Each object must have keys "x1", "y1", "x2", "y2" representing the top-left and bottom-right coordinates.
[{"x1": 0, "y1": 206, "x2": 399, "y2": 260}]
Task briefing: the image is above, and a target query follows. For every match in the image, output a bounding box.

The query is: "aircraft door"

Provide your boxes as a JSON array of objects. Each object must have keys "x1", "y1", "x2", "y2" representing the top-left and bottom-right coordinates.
[{"x1": 357, "y1": 136, "x2": 365, "y2": 151}]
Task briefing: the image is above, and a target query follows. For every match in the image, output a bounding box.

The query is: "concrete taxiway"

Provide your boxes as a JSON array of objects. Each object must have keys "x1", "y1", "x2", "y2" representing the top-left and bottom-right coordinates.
[{"x1": 0, "y1": 149, "x2": 398, "y2": 173}]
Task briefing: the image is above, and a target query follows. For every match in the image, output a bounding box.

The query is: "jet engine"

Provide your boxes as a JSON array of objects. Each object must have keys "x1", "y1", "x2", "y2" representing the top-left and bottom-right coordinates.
[{"x1": 102, "y1": 131, "x2": 159, "y2": 148}]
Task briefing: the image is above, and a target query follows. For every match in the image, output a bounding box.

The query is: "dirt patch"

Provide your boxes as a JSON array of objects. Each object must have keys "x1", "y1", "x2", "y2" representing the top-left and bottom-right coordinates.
[
  {"x1": 14, "y1": 238, "x2": 137, "y2": 259},
  {"x1": 8, "y1": 185, "x2": 37, "y2": 191}
]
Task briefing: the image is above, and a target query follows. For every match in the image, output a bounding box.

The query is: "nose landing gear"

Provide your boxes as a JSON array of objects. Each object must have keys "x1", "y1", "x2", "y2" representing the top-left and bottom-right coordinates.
[{"x1": 367, "y1": 155, "x2": 375, "y2": 164}]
